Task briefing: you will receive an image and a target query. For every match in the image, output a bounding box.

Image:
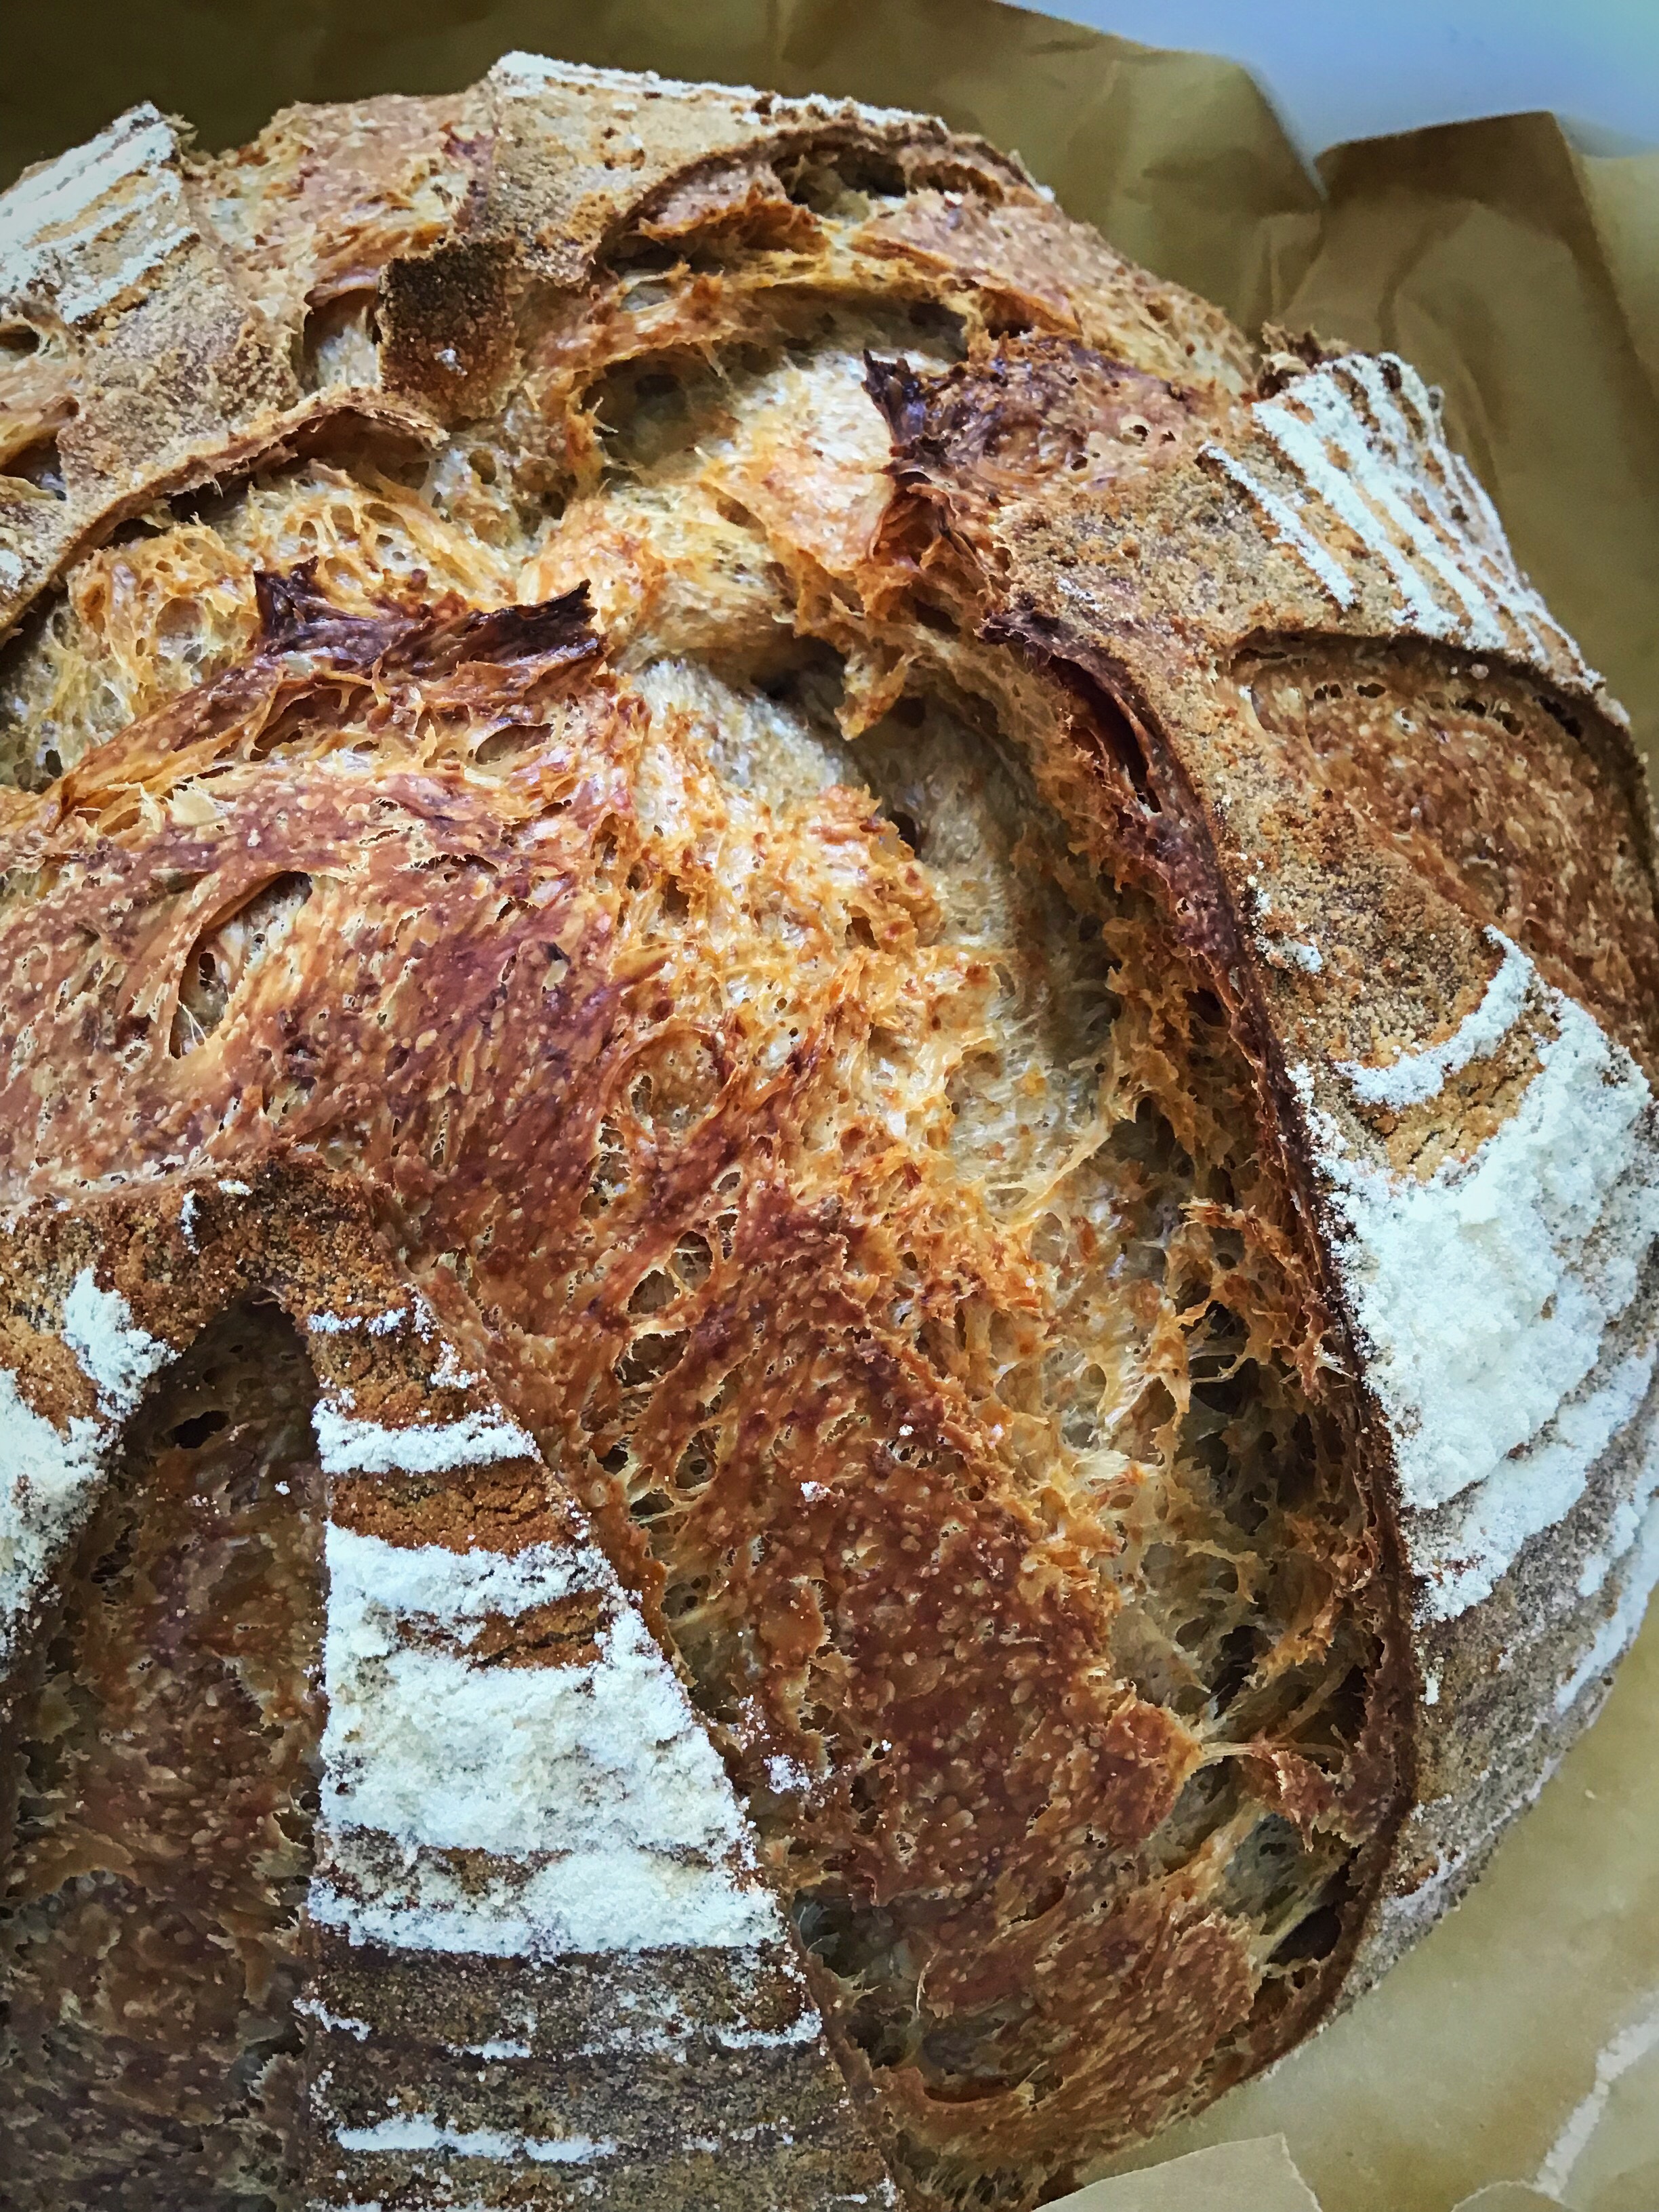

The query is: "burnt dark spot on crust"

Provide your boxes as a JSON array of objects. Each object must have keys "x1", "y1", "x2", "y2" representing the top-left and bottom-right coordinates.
[
  {"x1": 868, "y1": 336, "x2": 1206, "y2": 501},
  {"x1": 254, "y1": 558, "x2": 598, "y2": 679},
  {"x1": 375, "y1": 236, "x2": 521, "y2": 426}
]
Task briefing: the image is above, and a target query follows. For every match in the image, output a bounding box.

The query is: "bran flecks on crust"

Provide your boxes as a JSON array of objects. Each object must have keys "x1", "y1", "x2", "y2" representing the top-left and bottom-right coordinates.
[{"x1": 0, "y1": 51, "x2": 1656, "y2": 2212}]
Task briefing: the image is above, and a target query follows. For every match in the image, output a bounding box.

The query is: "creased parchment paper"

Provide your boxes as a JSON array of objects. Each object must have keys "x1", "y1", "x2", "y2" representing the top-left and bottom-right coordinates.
[
  {"x1": 1057, "y1": 2133, "x2": 1322, "y2": 2211},
  {"x1": 6, "y1": 4, "x2": 1658, "y2": 2207}
]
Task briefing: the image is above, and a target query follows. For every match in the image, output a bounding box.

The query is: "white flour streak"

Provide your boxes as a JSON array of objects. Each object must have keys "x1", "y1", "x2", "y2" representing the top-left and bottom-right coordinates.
[
  {"x1": 1248, "y1": 353, "x2": 1594, "y2": 682},
  {"x1": 1427, "y1": 1343, "x2": 1658, "y2": 1621},
  {"x1": 1200, "y1": 443, "x2": 1355, "y2": 607},
  {"x1": 1386, "y1": 367, "x2": 1585, "y2": 673},
  {"x1": 295, "y1": 1996, "x2": 373, "y2": 2041},
  {"x1": 1555, "y1": 1494, "x2": 1659, "y2": 1717},
  {"x1": 327, "y1": 1530, "x2": 605, "y2": 1626},
  {"x1": 321, "y1": 1570, "x2": 747, "y2": 1858},
  {"x1": 0, "y1": 107, "x2": 172, "y2": 238},
  {"x1": 333, "y1": 2114, "x2": 616, "y2": 2164},
  {"x1": 312, "y1": 1523, "x2": 781, "y2": 1955},
  {"x1": 1336, "y1": 930, "x2": 1532, "y2": 1109},
  {"x1": 432, "y1": 1339, "x2": 482, "y2": 1389},
  {"x1": 1580, "y1": 1390, "x2": 1659, "y2": 1601},
  {"x1": 1300, "y1": 961, "x2": 1659, "y2": 1618},
  {"x1": 312, "y1": 1404, "x2": 535, "y2": 1474},
  {"x1": 569, "y1": 2007, "x2": 825, "y2": 2059},
  {"x1": 0, "y1": 106, "x2": 175, "y2": 294},
  {"x1": 309, "y1": 1842, "x2": 777, "y2": 1958},
  {"x1": 0, "y1": 1371, "x2": 108, "y2": 1658},
  {"x1": 1376, "y1": 1754, "x2": 1561, "y2": 1950},
  {"x1": 308, "y1": 1308, "x2": 410, "y2": 1337},
  {"x1": 56, "y1": 218, "x2": 193, "y2": 321},
  {"x1": 1257, "y1": 380, "x2": 1450, "y2": 636},
  {"x1": 1280, "y1": 939, "x2": 1324, "y2": 974},
  {"x1": 0, "y1": 105, "x2": 197, "y2": 327},
  {"x1": 61, "y1": 1267, "x2": 170, "y2": 1417},
  {"x1": 488, "y1": 49, "x2": 912, "y2": 129},
  {"x1": 1319, "y1": 358, "x2": 1506, "y2": 646},
  {"x1": 2, "y1": 1275, "x2": 171, "y2": 1659}
]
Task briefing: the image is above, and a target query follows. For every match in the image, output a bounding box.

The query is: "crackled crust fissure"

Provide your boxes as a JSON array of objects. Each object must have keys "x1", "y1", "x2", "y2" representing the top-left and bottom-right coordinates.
[
  {"x1": 1, "y1": 52, "x2": 1655, "y2": 2212},
  {"x1": 890, "y1": 324, "x2": 1659, "y2": 1992}
]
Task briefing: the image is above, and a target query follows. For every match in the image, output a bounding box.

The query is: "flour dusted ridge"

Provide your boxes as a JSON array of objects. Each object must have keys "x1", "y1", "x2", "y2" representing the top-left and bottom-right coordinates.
[
  {"x1": 0, "y1": 1179, "x2": 888, "y2": 2208},
  {"x1": 1, "y1": 54, "x2": 1657, "y2": 2212}
]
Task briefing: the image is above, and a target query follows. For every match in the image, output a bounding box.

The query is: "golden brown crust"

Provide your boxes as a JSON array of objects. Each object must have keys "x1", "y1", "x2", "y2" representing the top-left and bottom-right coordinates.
[
  {"x1": 0, "y1": 63, "x2": 1029, "y2": 645},
  {"x1": 1, "y1": 54, "x2": 1655, "y2": 2212}
]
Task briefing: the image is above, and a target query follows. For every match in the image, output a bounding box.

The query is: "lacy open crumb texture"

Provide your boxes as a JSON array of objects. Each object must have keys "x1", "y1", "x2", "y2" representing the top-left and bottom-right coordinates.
[{"x1": 0, "y1": 135, "x2": 1403, "y2": 2210}]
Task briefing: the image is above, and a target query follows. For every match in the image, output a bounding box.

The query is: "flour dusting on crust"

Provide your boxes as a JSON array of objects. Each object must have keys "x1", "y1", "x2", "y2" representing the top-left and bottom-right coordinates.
[
  {"x1": 1251, "y1": 355, "x2": 1593, "y2": 680},
  {"x1": 0, "y1": 1269, "x2": 172, "y2": 1666},
  {"x1": 1301, "y1": 955, "x2": 1659, "y2": 1620},
  {"x1": 312, "y1": 1404, "x2": 538, "y2": 1475},
  {"x1": 0, "y1": 1374, "x2": 108, "y2": 1665},
  {"x1": 1334, "y1": 930, "x2": 1534, "y2": 1109},
  {"x1": 312, "y1": 1523, "x2": 780, "y2": 1957},
  {"x1": 61, "y1": 1267, "x2": 170, "y2": 1416}
]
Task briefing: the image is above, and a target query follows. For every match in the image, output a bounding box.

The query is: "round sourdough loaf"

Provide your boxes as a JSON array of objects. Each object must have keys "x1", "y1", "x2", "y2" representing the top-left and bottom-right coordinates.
[{"x1": 1, "y1": 54, "x2": 1656, "y2": 2212}]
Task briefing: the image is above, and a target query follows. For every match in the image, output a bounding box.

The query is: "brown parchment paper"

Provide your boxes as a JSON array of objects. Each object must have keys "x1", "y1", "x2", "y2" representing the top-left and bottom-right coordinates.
[
  {"x1": 1059, "y1": 2133, "x2": 1321, "y2": 2211},
  {"x1": 5, "y1": 5, "x2": 1658, "y2": 2207}
]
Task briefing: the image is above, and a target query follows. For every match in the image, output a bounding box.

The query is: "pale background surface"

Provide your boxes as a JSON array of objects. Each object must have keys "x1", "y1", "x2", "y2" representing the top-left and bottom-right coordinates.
[{"x1": 1013, "y1": 1, "x2": 1659, "y2": 157}]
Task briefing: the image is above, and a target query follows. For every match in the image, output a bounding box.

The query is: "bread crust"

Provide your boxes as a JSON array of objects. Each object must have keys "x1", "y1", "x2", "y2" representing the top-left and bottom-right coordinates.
[
  {"x1": 876, "y1": 335, "x2": 1659, "y2": 1985},
  {"x1": 0, "y1": 1164, "x2": 890, "y2": 2207},
  {"x1": 1, "y1": 54, "x2": 1656, "y2": 2210}
]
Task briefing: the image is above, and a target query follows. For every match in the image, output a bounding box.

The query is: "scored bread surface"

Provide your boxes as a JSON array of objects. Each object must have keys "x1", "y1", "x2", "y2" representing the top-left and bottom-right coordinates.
[{"x1": 0, "y1": 53, "x2": 1656, "y2": 2212}]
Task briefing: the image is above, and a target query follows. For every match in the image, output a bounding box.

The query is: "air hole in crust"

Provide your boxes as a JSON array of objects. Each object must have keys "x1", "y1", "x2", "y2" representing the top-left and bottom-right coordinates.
[
  {"x1": 3, "y1": 432, "x2": 66, "y2": 499},
  {"x1": 298, "y1": 293, "x2": 380, "y2": 394},
  {"x1": 169, "y1": 1409, "x2": 230, "y2": 1449},
  {"x1": 169, "y1": 874, "x2": 312, "y2": 1057}
]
